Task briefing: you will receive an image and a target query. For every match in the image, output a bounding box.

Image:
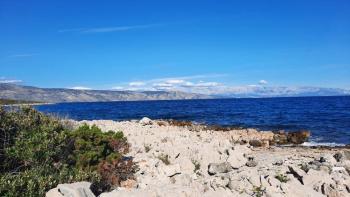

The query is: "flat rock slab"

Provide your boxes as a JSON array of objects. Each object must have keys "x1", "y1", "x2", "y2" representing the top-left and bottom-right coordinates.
[{"x1": 46, "y1": 182, "x2": 95, "y2": 197}]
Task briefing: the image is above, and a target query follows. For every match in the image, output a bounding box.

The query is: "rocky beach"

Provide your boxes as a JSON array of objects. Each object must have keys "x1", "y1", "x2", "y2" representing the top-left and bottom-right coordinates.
[{"x1": 47, "y1": 118, "x2": 350, "y2": 197}]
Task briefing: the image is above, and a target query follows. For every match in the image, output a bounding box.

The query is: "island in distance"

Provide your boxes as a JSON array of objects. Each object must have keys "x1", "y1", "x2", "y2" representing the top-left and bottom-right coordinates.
[
  {"x1": 0, "y1": 83, "x2": 212, "y2": 103},
  {"x1": 0, "y1": 83, "x2": 349, "y2": 103}
]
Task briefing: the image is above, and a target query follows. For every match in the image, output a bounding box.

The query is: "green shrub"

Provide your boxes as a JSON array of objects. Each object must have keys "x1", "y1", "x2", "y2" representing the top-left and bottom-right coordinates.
[
  {"x1": 275, "y1": 173, "x2": 290, "y2": 183},
  {"x1": 157, "y1": 153, "x2": 170, "y2": 165},
  {"x1": 0, "y1": 107, "x2": 135, "y2": 197}
]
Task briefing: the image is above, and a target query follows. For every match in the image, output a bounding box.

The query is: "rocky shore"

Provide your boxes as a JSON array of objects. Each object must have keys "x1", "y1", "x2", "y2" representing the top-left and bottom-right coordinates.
[{"x1": 47, "y1": 118, "x2": 350, "y2": 197}]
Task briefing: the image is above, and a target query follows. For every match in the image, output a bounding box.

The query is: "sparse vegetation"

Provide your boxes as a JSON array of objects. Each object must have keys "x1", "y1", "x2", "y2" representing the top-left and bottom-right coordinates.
[
  {"x1": 192, "y1": 159, "x2": 201, "y2": 173},
  {"x1": 157, "y1": 154, "x2": 170, "y2": 165},
  {"x1": 0, "y1": 98, "x2": 40, "y2": 105},
  {"x1": 253, "y1": 185, "x2": 266, "y2": 197},
  {"x1": 0, "y1": 106, "x2": 136, "y2": 196},
  {"x1": 275, "y1": 173, "x2": 290, "y2": 183},
  {"x1": 300, "y1": 163, "x2": 310, "y2": 173},
  {"x1": 144, "y1": 144, "x2": 151, "y2": 153}
]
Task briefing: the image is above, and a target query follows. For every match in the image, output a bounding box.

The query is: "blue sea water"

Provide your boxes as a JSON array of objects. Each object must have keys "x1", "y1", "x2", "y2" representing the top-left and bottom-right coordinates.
[{"x1": 35, "y1": 96, "x2": 350, "y2": 145}]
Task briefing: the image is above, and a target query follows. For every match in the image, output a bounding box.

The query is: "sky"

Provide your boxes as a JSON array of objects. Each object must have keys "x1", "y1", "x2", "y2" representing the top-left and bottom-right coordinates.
[{"x1": 0, "y1": 0, "x2": 350, "y2": 92}]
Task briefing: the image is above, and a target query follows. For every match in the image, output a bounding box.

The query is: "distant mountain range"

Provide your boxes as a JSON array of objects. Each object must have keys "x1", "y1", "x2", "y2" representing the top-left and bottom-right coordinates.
[
  {"x1": 213, "y1": 86, "x2": 350, "y2": 98},
  {"x1": 0, "y1": 84, "x2": 211, "y2": 103},
  {"x1": 0, "y1": 83, "x2": 349, "y2": 103}
]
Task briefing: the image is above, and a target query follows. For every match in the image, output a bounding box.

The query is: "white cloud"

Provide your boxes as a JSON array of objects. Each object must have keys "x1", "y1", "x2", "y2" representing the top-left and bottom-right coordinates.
[
  {"x1": 259, "y1": 80, "x2": 268, "y2": 85},
  {"x1": 153, "y1": 83, "x2": 173, "y2": 87},
  {"x1": 9, "y1": 53, "x2": 38, "y2": 58},
  {"x1": 165, "y1": 79, "x2": 185, "y2": 84},
  {"x1": 0, "y1": 78, "x2": 22, "y2": 83},
  {"x1": 111, "y1": 86, "x2": 125, "y2": 90},
  {"x1": 69, "y1": 86, "x2": 92, "y2": 90},
  {"x1": 109, "y1": 74, "x2": 228, "y2": 93},
  {"x1": 59, "y1": 24, "x2": 161, "y2": 34},
  {"x1": 195, "y1": 82, "x2": 221, "y2": 87},
  {"x1": 129, "y1": 81, "x2": 145, "y2": 87}
]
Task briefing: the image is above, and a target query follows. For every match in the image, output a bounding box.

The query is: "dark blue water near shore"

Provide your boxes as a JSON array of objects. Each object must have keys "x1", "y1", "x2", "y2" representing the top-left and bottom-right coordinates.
[{"x1": 35, "y1": 96, "x2": 350, "y2": 145}]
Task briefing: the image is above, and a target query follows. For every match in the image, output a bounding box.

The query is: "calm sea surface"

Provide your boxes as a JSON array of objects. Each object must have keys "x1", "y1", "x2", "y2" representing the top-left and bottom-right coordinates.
[{"x1": 35, "y1": 96, "x2": 350, "y2": 145}]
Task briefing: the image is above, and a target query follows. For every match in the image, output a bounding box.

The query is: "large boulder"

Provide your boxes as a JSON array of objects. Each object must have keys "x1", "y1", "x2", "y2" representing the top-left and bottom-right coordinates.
[
  {"x1": 46, "y1": 182, "x2": 95, "y2": 197},
  {"x1": 272, "y1": 130, "x2": 310, "y2": 145},
  {"x1": 209, "y1": 175, "x2": 230, "y2": 189},
  {"x1": 161, "y1": 164, "x2": 181, "y2": 177},
  {"x1": 208, "y1": 162, "x2": 232, "y2": 175},
  {"x1": 139, "y1": 117, "x2": 152, "y2": 126},
  {"x1": 226, "y1": 148, "x2": 246, "y2": 169},
  {"x1": 287, "y1": 130, "x2": 310, "y2": 144}
]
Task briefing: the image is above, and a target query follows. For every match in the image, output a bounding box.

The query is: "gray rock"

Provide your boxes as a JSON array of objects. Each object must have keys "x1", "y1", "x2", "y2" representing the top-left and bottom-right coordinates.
[
  {"x1": 46, "y1": 182, "x2": 95, "y2": 197},
  {"x1": 249, "y1": 140, "x2": 263, "y2": 147},
  {"x1": 319, "y1": 157, "x2": 326, "y2": 163},
  {"x1": 140, "y1": 117, "x2": 152, "y2": 125},
  {"x1": 343, "y1": 150, "x2": 350, "y2": 160},
  {"x1": 208, "y1": 162, "x2": 232, "y2": 175},
  {"x1": 161, "y1": 164, "x2": 181, "y2": 177},
  {"x1": 288, "y1": 166, "x2": 305, "y2": 185},
  {"x1": 333, "y1": 152, "x2": 343, "y2": 162},
  {"x1": 210, "y1": 176, "x2": 230, "y2": 189},
  {"x1": 273, "y1": 160, "x2": 284, "y2": 166},
  {"x1": 246, "y1": 160, "x2": 258, "y2": 167}
]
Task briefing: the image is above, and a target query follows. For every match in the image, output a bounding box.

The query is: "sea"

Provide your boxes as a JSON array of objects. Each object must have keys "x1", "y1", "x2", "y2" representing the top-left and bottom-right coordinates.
[{"x1": 35, "y1": 96, "x2": 350, "y2": 146}]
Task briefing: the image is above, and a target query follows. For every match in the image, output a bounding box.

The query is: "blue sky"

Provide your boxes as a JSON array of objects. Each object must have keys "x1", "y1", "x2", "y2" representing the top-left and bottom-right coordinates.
[{"x1": 0, "y1": 0, "x2": 349, "y2": 92}]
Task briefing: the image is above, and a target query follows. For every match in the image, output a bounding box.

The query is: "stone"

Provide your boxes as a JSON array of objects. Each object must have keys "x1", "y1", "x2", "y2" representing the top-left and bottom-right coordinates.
[
  {"x1": 272, "y1": 131, "x2": 288, "y2": 144},
  {"x1": 343, "y1": 150, "x2": 350, "y2": 160},
  {"x1": 303, "y1": 169, "x2": 332, "y2": 188},
  {"x1": 226, "y1": 149, "x2": 246, "y2": 169},
  {"x1": 319, "y1": 157, "x2": 326, "y2": 163},
  {"x1": 333, "y1": 152, "x2": 343, "y2": 162},
  {"x1": 178, "y1": 158, "x2": 195, "y2": 174},
  {"x1": 287, "y1": 130, "x2": 310, "y2": 144},
  {"x1": 100, "y1": 189, "x2": 156, "y2": 197},
  {"x1": 208, "y1": 162, "x2": 232, "y2": 175},
  {"x1": 120, "y1": 179, "x2": 137, "y2": 189},
  {"x1": 261, "y1": 140, "x2": 270, "y2": 148},
  {"x1": 272, "y1": 130, "x2": 310, "y2": 145},
  {"x1": 249, "y1": 139, "x2": 263, "y2": 147},
  {"x1": 246, "y1": 160, "x2": 258, "y2": 167},
  {"x1": 210, "y1": 175, "x2": 230, "y2": 189},
  {"x1": 46, "y1": 182, "x2": 95, "y2": 197},
  {"x1": 273, "y1": 160, "x2": 284, "y2": 166},
  {"x1": 139, "y1": 117, "x2": 152, "y2": 125},
  {"x1": 332, "y1": 166, "x2": 346, "y2": 172},
  {"x1": 162, "y1": 164, "x2": 181, "y2": 177},
  {"x1": 288, "y1": 166, "x2": 306, "y2": 184}
]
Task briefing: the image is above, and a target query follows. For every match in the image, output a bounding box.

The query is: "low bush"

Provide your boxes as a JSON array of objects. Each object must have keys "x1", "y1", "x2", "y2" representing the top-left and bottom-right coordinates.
[
  {"x1": 275, "y1": 173, "x2": 290, "y2": 183},
  {"x1": 0, "y1": 107, "x2": 135, "y2": 196}
]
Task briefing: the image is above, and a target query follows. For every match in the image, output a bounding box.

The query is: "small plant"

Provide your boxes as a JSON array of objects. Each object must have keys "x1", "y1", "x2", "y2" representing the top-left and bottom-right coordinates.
[
  {"x1": 144, "y1": 144, "x2": 151, "y2": 153},
  {"x1": 157, "y1": 154, "x2": 170, "y2": 165},
  {"x1": 191, "y1": 159, "x2": 201, "y2": 173},
  {"x1": 299, "y1": 163, "x2": 310, "y2": 173},
  {"x1": 275, "y1": 173, "x2": 290, "y2": 183},
  {"x1": 253, "y1": 185, "x2": 265, "y2": 197}
]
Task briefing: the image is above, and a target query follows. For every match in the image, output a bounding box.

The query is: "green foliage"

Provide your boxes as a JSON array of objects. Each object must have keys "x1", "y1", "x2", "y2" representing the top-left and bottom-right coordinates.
[
  {"x1": 191, "y1": 159, "x2": 201, "y2": 173},
  {"x1": 66, "y1": 124, "x2": 128, "y2": 171},
  {"x1": 144, "y1": 144, "x2": 151, "y2": 153},
  {"x1": 252, "y1": 185, "x2": 266, "y2": 197},
  {"x1": 0, "y1": 107, "x2": 134, "y2": 197},
  {"x1": 0, "y1": 99, "x2": 40, "y2": 105},
  {"x1": 157, "y1": 154, "x2": 170, "y2": 165},
  {"x1": 275, "y1": 173, "x2": 290, "y2": 183}
]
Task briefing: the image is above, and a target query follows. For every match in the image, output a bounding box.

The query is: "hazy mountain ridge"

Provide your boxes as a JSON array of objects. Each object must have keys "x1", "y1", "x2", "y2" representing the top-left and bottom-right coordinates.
[
  {"x1": 1, "y1": 84, "x2": 349, "y2": 103},
  {"x1": 0, "y1": 84, "x2": 212, "y2": 103},
  {"x1": 213, "y1": 86, "x2": 350, "y2": 98}
]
